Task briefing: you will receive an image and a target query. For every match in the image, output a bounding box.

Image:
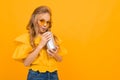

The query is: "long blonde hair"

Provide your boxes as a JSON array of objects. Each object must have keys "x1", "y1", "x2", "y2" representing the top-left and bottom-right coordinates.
[{"x1": 26, "y1": 6, "x2": 52, "y2": 48}]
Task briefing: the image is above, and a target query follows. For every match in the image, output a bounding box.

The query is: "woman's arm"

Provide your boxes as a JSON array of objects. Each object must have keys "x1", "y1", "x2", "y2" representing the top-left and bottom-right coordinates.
[
  {"x1": 53, "y1": 53, "x2": 62, "y2": 62},
  {"x1": 23, "y1": 43, "x2": 43, "y2": 66},
  {"x1": 47, "y1": 47, "x2": 62, "y2": 62},
  {"x1": 23, "y1": 32, "x2": 52, "y2": 66}
]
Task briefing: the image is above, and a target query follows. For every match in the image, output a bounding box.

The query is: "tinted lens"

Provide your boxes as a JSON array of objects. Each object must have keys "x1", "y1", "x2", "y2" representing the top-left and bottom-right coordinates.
[{"x1": 39, "y1": 19, "x2": 50, "y2": 26}]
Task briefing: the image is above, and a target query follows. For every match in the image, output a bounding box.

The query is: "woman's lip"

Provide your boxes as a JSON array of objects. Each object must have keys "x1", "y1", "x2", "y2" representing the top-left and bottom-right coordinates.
[
  {"x1": 42, "y1": 26, "x2": 48, "y2": 29},
  {"x1": 42, "y1": 28, "x2": 46, "y2": 30},
  {"x1": 41, "y1": 27, "x2": 47, "y2": 32}
]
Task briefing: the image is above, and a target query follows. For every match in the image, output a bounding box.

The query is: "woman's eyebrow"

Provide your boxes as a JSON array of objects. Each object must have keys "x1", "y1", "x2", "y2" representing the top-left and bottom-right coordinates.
[{"x1": 39, "y1": 19, "x2": 50, "y2": 21}]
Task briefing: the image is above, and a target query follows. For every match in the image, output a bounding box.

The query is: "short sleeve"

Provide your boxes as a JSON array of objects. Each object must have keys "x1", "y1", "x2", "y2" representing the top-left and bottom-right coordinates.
[
  {"x1": 12, "y1": 43, "x2": 32, "y2": 62},
  {"x1": 12, "y1": 33, "x2": 32, "y2": 62},
  {"x1": 55, "y1": 36, "x2": 67, "y2": 56}
]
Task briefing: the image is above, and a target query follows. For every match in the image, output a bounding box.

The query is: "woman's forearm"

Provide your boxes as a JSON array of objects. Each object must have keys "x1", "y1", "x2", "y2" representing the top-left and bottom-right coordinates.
[
  {"x1": 53, "y1": 54, "x2": 62, "y2": 62},
  {"x1": 23, "y1": 44, "x2": 43, "y2": 66}
]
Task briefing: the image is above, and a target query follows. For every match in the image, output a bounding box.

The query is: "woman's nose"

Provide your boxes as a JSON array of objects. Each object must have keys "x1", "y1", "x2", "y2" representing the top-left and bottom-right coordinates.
[
  {"x1": 44, "y1": 22, "x2": 47, "y2": 26},
  {"x1": 43, "y1": 22, "x2": 48, "y2": 27}
]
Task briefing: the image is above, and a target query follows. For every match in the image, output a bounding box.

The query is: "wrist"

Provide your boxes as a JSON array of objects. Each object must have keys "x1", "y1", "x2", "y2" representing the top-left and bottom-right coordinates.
[
  {"x1": 38, "y1": 43, "x2": 44, "y2": 49},
  {"x1": 53, "y1": 53, "x2": 58, "y2": 57}
]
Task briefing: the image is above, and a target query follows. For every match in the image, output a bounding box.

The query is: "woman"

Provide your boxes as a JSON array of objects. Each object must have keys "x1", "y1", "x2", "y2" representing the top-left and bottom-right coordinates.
[{"x1": 12, "y1": 6, "x2": 67, "y2": 80}]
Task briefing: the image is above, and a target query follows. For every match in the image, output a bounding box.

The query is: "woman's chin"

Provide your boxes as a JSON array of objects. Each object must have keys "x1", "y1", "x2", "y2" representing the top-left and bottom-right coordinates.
[{"x1": 39, "y1": 30, "x2": 47, "y2": 34}]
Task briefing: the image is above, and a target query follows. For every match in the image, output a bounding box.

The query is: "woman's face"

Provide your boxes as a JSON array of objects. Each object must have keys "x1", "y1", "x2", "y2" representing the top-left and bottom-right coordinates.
[{"x1": 36, "y1": 13, "x2": 51, "y2": 34}]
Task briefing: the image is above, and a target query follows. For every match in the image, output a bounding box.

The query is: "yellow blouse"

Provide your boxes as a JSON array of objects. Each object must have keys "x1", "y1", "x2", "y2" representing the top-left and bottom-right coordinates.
[{"x1": 12, "y1": 33, "x2": 67, "y2": 72}]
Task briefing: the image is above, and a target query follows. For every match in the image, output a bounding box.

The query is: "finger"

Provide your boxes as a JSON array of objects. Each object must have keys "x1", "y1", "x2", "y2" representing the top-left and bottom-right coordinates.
[
  {"x1": 52, "y1": 46, "x2": 59, "y2": 51},
  {"x1": 47, "y1": 49, "x2": 54, "y2": 56},
  {"x1": 48, "y1": 53, "x2": 52, "y2": 57},
  {"x1": 49, "y1": 49, "x2": 54, "y2": 53},
  {"x1": 46, "y1": 35, "x2": 52, "y2": 41},
  {"x1": 42, "y1": 34, "x2": 51, "y2": 39},
  {"x1": 56, "y1": 46, "x2": 59, "y2": 49},
  {"x1": 50, "y1": 49, "x2": 57, "y2": 53},
  {"x1": 47, "y1": 49, "x2": 51, "y2": 54},
  {"x1": 42, "y1": 35, "x2": 52, "y2": 42},
  {"x1": 44, "y1": 34, "x2": 52, "y2": 41},
  {"x1": 47, "y1": 49, "x2": 53, "y2": 54},
  {"x1": 42, "y1": 32, "x2": 51, "y2": 37}
]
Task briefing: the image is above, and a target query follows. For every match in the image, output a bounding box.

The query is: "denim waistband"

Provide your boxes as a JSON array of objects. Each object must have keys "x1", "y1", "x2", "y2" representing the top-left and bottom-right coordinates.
[
  {"x1": 27, "y1": 69, "x2": 59, "y2": 80},
  {"x1": 29, "y1": 69, "x2": 57, "y2": 73}
]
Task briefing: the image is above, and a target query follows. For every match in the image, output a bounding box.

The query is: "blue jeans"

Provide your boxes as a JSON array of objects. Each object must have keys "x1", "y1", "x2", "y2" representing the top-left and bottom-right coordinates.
[{"x1": 27, "y1": 69, "x2": 59, "y2": 80}]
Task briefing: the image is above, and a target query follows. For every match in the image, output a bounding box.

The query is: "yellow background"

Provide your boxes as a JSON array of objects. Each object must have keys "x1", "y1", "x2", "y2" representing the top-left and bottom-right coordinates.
[{"x1": 0, "y1": 0, "x2": 120, "y2": 80}]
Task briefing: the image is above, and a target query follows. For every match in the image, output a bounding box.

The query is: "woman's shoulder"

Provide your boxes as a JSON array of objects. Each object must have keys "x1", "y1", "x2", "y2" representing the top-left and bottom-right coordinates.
[{"x1": 14, "y1": 33, "x2": 30, "y2": 45}]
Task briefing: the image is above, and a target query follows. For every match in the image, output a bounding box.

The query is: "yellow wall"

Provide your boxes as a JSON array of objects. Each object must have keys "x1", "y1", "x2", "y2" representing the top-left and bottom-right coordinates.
[{"x1": 0, "y1": 0, "x2": 120, "y2": 80}]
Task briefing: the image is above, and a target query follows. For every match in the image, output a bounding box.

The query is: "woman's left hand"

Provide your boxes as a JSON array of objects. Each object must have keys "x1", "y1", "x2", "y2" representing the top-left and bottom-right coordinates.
[
  {"x1": 47, "y1": 46, "x2": 62, "y2": 62},
  {"x1": 47, "y1": 46, "x2": 59, "y2": 57}
]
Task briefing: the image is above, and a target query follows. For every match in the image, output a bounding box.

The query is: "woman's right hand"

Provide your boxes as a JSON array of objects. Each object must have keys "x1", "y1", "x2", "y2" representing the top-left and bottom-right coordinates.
[
  {"x1": 39, "y1": 32, "x2": 52, "y2": 48},
  {"x1": 23, "y1": 32, "x2": 52, "y2": 67}
]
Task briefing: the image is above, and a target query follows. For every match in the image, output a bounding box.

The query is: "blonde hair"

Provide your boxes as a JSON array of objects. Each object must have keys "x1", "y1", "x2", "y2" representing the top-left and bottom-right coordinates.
[{"x1": 26, "y1": 6, "x2": 52, "y2": 48}]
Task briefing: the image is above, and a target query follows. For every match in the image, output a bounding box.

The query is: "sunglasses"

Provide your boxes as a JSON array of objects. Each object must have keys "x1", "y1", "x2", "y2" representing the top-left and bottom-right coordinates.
[{"x1": 38, "y1": 19, "x2": 51, "y2": 27}]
